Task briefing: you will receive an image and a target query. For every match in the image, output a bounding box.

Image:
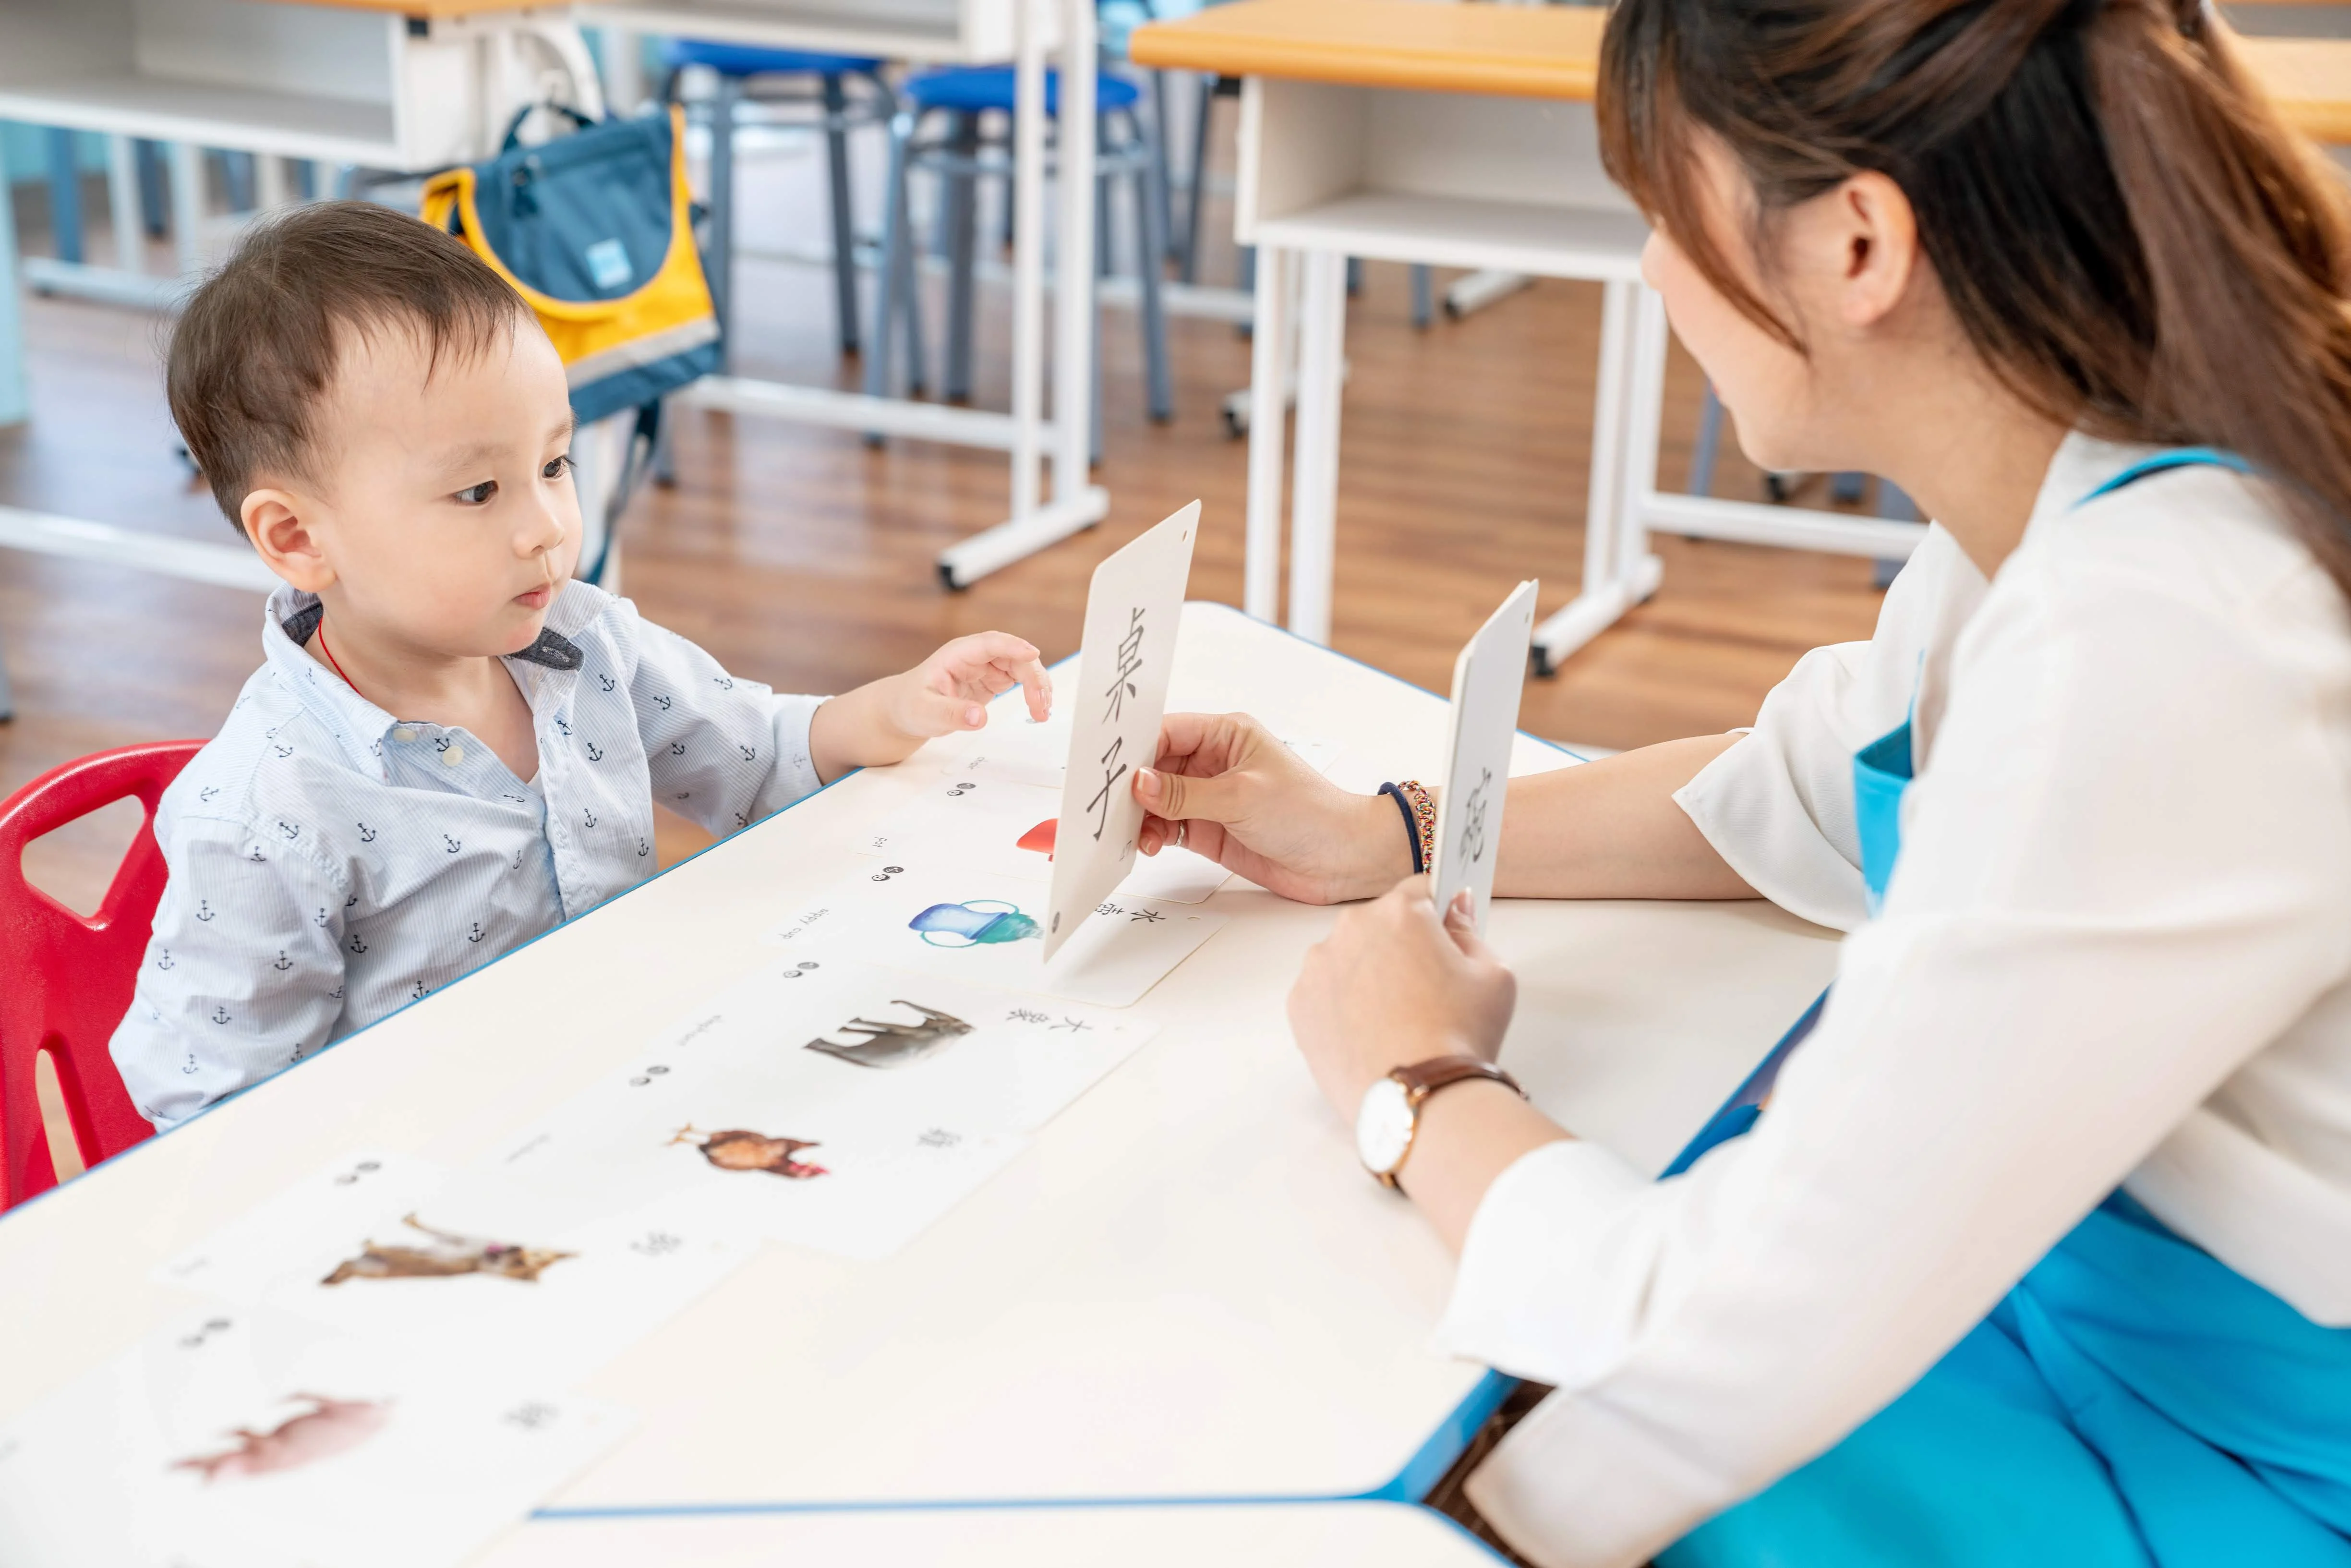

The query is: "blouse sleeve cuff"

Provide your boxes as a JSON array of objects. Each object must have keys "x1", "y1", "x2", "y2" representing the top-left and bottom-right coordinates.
[{"x1": 1435, "y1": 1136, "x2": 1661, "y2": 1389}]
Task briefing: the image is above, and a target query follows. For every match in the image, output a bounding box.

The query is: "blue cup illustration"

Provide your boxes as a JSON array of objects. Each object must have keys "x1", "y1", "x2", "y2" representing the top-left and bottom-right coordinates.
[{"x1": 909, "y1": 899, "x2": 1042, "y2": 948}]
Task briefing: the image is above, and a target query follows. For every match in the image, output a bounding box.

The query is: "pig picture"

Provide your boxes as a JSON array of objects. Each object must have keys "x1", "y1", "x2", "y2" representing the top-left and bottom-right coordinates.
[
  {"x1": 321, "y1": 1214, "x2": 574, "y2": 1286},
  {"x1": 171, "y1": 1393, "x2": 389, "y2": 1483}
]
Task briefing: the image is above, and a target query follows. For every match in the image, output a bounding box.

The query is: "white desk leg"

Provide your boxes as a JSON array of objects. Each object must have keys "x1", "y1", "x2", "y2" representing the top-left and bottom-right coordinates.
[
  {"x1": 1243, "y1": 245, "x2": 1293, "y2": 622},
  {"x1": 937, "y1": 0, "x2": 1111, "y2": 589},
  {"x1": 167, "y1": 143, "x2": 205, "y2": 279},
  {"x1": 108, "y1": 137, "x2": 144, "y2": 273},
  {"x1": 0, "y1": 169, "x2": 25, "y2": 429},
  {"x1": 1617, "y1": 286, "x2": 1668, "y2": 602},
  {"x1": 1008, "y1": 0, "x2": 1049, "y2": 525},
  {"x1": 1286, "y1": 249, "x2": 1348, "y2": 646},
  {"x1": 1531, "y1": 277, "x2": 1644, "y2": 674}
]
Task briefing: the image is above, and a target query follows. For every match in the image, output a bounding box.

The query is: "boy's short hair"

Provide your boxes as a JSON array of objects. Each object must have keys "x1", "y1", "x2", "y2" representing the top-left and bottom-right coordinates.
[{"x1": 168, "y1": 201, "x2": 528, "y2": 531}]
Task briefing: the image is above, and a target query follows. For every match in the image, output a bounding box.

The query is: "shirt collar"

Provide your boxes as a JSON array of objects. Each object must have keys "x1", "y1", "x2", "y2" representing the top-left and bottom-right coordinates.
[
  {"x1": 260, "y1": 584, "x2": 588, "y2": 777},
  {"x1": 2021, "y1": 430, "x2": 2168, "y2": 545}
]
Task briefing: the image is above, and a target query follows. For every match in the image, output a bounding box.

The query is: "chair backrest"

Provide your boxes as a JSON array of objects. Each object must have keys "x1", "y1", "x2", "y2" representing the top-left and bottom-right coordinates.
[{"x1": 0, "y1": 741, "x2": 204, "y2": 1210}]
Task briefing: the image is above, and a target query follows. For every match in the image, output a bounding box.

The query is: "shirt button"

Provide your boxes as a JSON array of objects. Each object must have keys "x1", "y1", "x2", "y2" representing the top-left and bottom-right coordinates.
[
  {"x1": 441, "y1": 745, "x2": 465, "y2": 768},
  {"x1": 393, "y1": 726, "x2": 417, "y2": 743}
]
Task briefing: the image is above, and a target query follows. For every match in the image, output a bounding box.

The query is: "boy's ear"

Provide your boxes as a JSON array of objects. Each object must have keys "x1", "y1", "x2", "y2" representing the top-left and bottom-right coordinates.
[{"x1": 242, "y1": 486, "x2": 336, "y2": 592}]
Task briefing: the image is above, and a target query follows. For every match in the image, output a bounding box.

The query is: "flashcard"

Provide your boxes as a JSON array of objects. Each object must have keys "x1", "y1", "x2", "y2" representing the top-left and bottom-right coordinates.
[
  {"x1": 0, "y1": 1306, "x2": 628, "y2": 1568},
  {"x1": 155, "y1": 1156, "x2": 754, "y2": 1389},
  {"x1": 487, "y1": 959, "x2": 1154, "y2": 1258},
  {"x1": 1043, "y1": 502, "x2": 1200, "y2": 961},
  {"x1": 1432, "y1": 579, "x2": 1538, "y2": 933},
  {"x1": 772, "y1": 862, "x2": 1225, "y2": 1008}
]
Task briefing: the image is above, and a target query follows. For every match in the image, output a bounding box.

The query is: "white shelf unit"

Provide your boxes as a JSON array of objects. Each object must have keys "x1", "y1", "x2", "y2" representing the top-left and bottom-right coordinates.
[
  {"x1": 1231, "y1": 74, "x2": 1927, "y2": 666},
  {"x1": 584, "y1": 0, "x2": 1054, "y2": 65},
  {"x1": 0, "y1": 0, "x2": 595, "y2": 170}
]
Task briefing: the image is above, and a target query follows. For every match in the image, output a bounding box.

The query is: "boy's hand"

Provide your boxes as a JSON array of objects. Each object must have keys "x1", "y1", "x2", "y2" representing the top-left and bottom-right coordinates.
[
  {"x1": 889, "y1": 632, "x2": 1054, "y2": 737},
  {"x1": 810, "y1": 632, "x2": 1054, "y2": 783}
]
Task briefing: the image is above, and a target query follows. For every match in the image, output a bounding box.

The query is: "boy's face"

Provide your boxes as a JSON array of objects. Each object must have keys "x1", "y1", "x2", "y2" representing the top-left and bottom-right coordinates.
[{"x1": 243, "y1": 313, "x2": 583, "y2": 659}]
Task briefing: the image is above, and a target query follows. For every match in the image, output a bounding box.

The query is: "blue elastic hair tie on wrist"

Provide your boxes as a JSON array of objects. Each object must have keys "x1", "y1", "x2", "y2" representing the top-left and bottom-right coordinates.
[{"x1": 1379, "y1": 782, "x2": 1425, "y2": 875}]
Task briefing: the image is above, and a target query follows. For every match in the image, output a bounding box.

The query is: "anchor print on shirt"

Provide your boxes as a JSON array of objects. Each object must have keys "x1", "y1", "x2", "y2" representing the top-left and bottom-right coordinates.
[
  {"x1": 410, "y1": 980, "x2": 431, "y2": 1001},
  {"x1": 637, "y1": 837, "x2": 650, "y2": 857},
  {"x1": 443, "y1": 835, "x2": 463, "y2": 856},
  {"x1": 712, "y1": 675, "x2": 734, "y2": 691},
  {"x1": 468, "y1": 922, "x2": 485, "y2": 944},
  {"x1": 199, "y1": 786, "x2": 221, "y2": 803},
  {"x1": 653, "y1": 694, "x2": 672, "y2": 712},
  {"x1": 668, "y1": 742, "x2": 686, "y2": 757},
  {"x1": 358, "y1": 823, "x2": 377, "y2": 844},
  {"x1": 583, "y1": 809, "x2": 597, "y2": 830},
  {"x1": 596, "y1": 674, "x2": 616, "y2": 693},
  {"x1": 277, "y1": 820, "x2": 300, "y2": 841},
  {"x1": 273, "y1": 745, "x2": 294, "y2": 759},
  {"x1": 313, "y1": 907, "x2": 331, "y2": 929},
  {"x1": 194, "y1": 900, "x2": 217, "y2": 923},
  {"x1": 348, "y1": 932, "x2": 368, "y2": 955},
  {"x1": 555, "y1": 715, "x2": 573, "y2": 737},
  {"x1": 156, "y1": 948, "x2": 175, "y2": 971},
  {"x1": 272, "y1": 950, "x2": 295, "y2": 972},
  {"x1": 209, "y1": 1005, "x2": 232, "y2": 1026},
  {"x1": 738, "y1": 744, "x2": 756, "y2": 762},
  {"x1": 585, "y1": 741, "x2": 603, "y2": 762},
  {"x1": 246, "y1": 844, "x2": 266, "y2": 864},
  {"x1": 328, "y1": 985, "x2": 345, "y2": 1001}
]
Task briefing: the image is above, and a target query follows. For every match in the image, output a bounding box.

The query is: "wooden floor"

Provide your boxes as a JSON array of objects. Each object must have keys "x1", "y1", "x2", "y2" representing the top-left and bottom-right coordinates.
[{"x1": 0, "y1": 143, "x2": 1885, "y2": 923}]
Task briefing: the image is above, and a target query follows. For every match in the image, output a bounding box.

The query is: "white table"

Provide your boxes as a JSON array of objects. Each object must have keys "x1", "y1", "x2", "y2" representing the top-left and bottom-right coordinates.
[
  {"x1": 484, "y1": 1498, "x2": 1510, "y2": 1566},
  {"x1": 582, "y1": 0, "x2": 1113, "y2": 588},
  {"x1": 0, "y1": 602, "x2": 1839, "y2": 1516}
]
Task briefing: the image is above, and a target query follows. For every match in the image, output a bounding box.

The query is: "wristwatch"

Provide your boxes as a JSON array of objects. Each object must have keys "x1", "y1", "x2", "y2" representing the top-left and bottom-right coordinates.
[{"x1": 1356, "y1": 1056, "x2": 1525, "y2": 1189}]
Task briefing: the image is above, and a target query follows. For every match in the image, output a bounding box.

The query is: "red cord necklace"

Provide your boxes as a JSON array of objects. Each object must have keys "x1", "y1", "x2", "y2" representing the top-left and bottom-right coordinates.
[{"x1": 314, "y1": 613, "x2": 363, "y2": 700}]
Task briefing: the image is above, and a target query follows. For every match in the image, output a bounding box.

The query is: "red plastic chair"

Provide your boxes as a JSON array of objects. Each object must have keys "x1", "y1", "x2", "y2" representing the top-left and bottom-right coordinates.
[{"x1": 0, "y1": 741, "x2": 204, "y2": 1210}]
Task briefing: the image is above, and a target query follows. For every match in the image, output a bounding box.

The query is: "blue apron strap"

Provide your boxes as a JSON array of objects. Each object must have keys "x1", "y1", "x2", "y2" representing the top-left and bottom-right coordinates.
[{"x1": 2076, "y1": 447, "x2": 2255, "y2": 507}]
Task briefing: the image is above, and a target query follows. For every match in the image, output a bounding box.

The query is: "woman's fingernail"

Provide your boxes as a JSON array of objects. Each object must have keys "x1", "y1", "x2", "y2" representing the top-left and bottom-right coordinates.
[
  {"x1": 1136, "y1": 767, "x2": 1160, "y2": 797},
  {"x1": 965, "y1": 706, "x2": 985, "y2": 726}
]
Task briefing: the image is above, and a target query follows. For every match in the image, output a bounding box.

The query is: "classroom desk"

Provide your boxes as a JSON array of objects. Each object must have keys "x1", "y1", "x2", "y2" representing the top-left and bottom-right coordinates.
[
  {"x1": 1130, "y1": 0, "x2": 2351, "y2": 668},
  {"x1": 0, "y1": 602, "x2": 1840, "y2": 1526},
  {"x1": 485, "y1": 1498, "x2": 1508, "y2": 1566}
]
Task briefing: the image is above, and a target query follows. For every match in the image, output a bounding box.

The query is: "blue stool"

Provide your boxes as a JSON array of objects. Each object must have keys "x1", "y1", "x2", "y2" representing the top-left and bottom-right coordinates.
[
  {"x1": 868, "y1": 65, "x2": 1174, "y2": 450},
  {"x1": 663, "y1": 39, "x2": 892, "y2": 363}
]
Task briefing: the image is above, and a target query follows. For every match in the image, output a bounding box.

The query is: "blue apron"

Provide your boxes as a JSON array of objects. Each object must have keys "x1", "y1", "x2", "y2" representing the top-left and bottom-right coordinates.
[{"x1": 1658, "y1": 449, "x2": 2351, "y2": 1568}]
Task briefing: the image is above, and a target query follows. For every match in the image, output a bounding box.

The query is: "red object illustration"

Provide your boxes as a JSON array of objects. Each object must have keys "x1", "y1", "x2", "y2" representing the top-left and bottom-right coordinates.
[
  {"x1": 1017, "y1": 819, "x2": 1057, "y2": 858},
  {"x1": 171, "y1": 1393, "x2": 390, "y2": 1483}
]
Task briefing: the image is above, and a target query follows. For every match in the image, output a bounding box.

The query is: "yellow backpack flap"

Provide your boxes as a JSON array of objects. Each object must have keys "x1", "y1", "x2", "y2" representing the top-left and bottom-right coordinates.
[{"x1": 422, "y1": 104, "x2": 719, "y2": 423}]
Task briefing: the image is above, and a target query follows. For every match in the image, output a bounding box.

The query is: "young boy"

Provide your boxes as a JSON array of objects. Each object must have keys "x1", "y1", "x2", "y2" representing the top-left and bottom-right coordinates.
[{"x1": 112, "y1": 203, "x2": 1052, "y2": 1129}]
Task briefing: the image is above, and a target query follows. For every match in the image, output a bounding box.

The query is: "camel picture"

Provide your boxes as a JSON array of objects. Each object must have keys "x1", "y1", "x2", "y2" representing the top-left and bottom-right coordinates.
[{"x1": 320, "y1": 1214, "x2": 575, "y2": 1286}]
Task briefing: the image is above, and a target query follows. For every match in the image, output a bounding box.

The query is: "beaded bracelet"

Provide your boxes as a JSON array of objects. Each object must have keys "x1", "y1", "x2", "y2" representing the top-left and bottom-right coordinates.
[{"x1": 1379, "y1": 780, "x2": 1438, "y2": 877}]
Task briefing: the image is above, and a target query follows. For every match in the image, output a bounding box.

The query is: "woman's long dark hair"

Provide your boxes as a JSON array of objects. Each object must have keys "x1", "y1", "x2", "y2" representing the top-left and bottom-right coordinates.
[{"x1": 1598, "y1": 0, "x2": 2351, "y2": 589}]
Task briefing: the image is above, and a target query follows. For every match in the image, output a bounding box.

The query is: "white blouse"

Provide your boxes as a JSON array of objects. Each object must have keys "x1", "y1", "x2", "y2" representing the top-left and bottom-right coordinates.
[{"x1": 1438, "y1": 434, "x2": 2351, "y2": 1568}]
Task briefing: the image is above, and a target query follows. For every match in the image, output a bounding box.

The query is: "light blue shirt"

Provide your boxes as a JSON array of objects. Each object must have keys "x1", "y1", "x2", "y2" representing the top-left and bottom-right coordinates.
[{"x1": 111, "y1": 581, "x2": 825, "y2": 1128}]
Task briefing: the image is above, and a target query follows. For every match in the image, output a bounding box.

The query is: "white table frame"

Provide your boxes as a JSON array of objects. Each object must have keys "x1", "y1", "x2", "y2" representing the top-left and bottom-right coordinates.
[
  {"x1": 1226, "y1": 73, "x2": 1929, "y2": 670},
  {"x1": 0, "y1": 603, "x2": 1842, "y2": 1519},
  {"x1": 584, "y1": 0, "x2": 1112, "y2": 588}
]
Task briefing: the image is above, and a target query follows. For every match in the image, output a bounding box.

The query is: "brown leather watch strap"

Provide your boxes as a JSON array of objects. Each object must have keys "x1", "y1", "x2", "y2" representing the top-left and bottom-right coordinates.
[{"x1": 1391, "y1": 1055, "x2": 1523, "y2": 1107}]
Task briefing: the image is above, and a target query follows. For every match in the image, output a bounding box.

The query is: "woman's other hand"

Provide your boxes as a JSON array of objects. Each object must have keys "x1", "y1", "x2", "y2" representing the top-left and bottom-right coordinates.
[
  {"x1": 1288, "y1": 878, "x2": 1519, "y2": 1119},
  {"x1": 1133, "y1": 712, "x2": 1413, "y2": 904}
]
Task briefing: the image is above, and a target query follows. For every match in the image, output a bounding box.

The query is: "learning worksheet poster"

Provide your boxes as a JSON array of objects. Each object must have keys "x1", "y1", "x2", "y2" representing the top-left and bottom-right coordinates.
[
  {"x1": 0, "y1": 1305, "x2": 628, "y2": 1568},
  {"x1": 153, "y1": 1152, "x2": 755, "y2": 1392},
  {"x1": 485, "y1": 958, "x2": 1157, "y2": 1259}
]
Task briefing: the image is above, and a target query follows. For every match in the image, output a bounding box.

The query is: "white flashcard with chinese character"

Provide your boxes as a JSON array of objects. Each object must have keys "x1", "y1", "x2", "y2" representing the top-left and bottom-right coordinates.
[
  {"x1": 1431, "y1": 579, "x2": 1539, "y2": 933},
  {"x1": 0, "y1": 1304, "x2": 629, "y2": 1568},
  {"x1": 487, "y1": 959, "x2": 1154, "y2": 1258},
  {"x1": 1043, "y1": 502, "x2": 1201, "y2": 961},
  {"x1": 153, "y1": 1155, "x2": 755, "y2": 1392}
]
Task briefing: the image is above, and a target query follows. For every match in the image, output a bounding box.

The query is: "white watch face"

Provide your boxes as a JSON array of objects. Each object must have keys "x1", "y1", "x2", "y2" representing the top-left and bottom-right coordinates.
[{"x1": 1356, "y1": 1077, "x2": 1417, "y2": 1176}]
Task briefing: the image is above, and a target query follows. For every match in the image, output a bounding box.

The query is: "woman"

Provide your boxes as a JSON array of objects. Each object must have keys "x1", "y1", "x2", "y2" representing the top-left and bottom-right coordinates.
[{"x1": 1129, "y1": 0, "x2": 2351, "y2": 1562}]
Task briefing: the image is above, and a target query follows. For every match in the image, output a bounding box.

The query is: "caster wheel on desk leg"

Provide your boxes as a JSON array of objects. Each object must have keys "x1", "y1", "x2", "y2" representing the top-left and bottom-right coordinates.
[
  {"x1": 937, "y1": 561, "x2": 969, "y2": 592},
  {"x1": 1763, "y1": 473, "x2": 1793, "y2": 504},
  {"x1": 1530, "y1": 646, "x2": 1557, "y2": 679}
]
